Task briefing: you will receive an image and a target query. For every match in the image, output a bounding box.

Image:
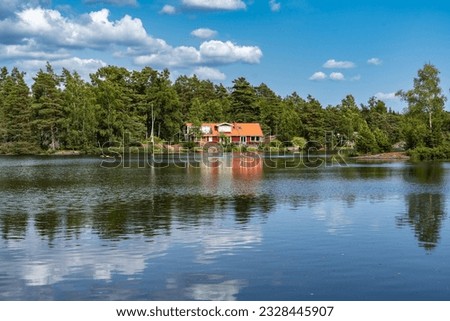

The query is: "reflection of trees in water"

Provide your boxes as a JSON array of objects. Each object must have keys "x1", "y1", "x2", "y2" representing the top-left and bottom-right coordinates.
[
  {"x1": 1, "y1": 212, "x2": 28, "y2": 240},
  {"x1": 233, "y1": 195, "x2": 274, "y2": 224},
  {"x1": 339, "y1": 164, "x2": 392, "y2": 180},
  {"x1": 397, "y1": 193, "x2": 446, "y2": 250},
  {"x1": 403, "y1": 162, "x2": 444, "y2": 185},
  {"x1": 35, "y1": 211, "x2": 62, "y2": 245},
  {"x1": 92, "y1": 194, "x2": 274, "y2": 240},
  {"x1": 0, "y1": 194, "x2": 275, "y2": 241}
]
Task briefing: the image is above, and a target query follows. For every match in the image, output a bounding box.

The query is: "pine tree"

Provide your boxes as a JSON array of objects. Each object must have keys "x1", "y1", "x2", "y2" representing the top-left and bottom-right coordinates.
[
  {"x1": 62, "y1": 69, "x2": 98, "y2": 151},
  {"x1": 2, "y1": 68, "x2": 33, "y2": 143},
  {"x1": 0, "y1": 67, "x2": 8, "y2": 142},
  {"x1": 230, "y1": 77, "x2": 258, "y2": 122},
  {"x1": 32, "y1": 63, "x2": 65, "y2": 150}
]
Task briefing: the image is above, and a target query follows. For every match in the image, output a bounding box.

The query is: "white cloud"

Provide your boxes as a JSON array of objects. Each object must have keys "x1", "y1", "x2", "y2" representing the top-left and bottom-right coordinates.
[
  {"x1": 135, "y1": 46, "x2": 201, "y2": 67},
  {"x1": 367, "y1": 57, "x2": 382, "y2": 65},
  {"x1": 187, "y1": 280, "x2": 246, "y2": 301},
  {"x1": 21, "y1": 57, "x2": 107, "y2": 81},
  {"x1": 329, "y1": 72, "x2": 345, "y2": 81},
  {"x1": 350, "y1": 74, "x2": 361, "y2": 81},
  {"x1": 269, "y1": 0, "x2": 281, "y2": 12},
  {"x1": 160, "y1": 4, "x2": 176, "y2": 15},
  {"x1": 182, "y1": 0, "x2": 246, "y2": 10},
  {"x1": 0, "y1": 39, "x2": 69, "y2": 60},
  {"x1": 375, "y1": 92, "x2": 400, "y2": 101},
  {"x1": 199, "y1": 40, "x2": 262, "y2": 64},
  {"x1": 0, "y1": 6, "x2": 263, "y2": 78},
  {"x1": 0, "y1": 8, "x2": 168, "y2": 51},
  {"x1": 309, "y1": 71, "x2": 327, "y2": 81},
  {"x1": 323, "y1": 59, "x2": 355, "y2": 69},
  {"x1": 193, "y1": 66, "x2": 226, "y2": 81},
  {"x1": 0, "y1": 0, "x2": 49, "y2": 18},
  {"x1": 135, "y1": 40, "x2": 262, "y2": 67},
  {"x1": 84, "y1": 0, "x2": 138, "y2": 6},
  {"x1": 191, "y1": 28, "x2": 218, "y2": 39}
]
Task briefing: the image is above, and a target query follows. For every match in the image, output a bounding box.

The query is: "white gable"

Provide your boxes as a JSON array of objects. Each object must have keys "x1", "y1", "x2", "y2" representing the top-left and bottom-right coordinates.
[{"x1": 217, "y1": 123, "x2": 233, "y2": 133}]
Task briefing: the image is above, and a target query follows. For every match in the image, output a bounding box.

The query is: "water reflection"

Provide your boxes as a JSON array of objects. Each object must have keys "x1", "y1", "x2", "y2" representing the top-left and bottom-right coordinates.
[
  {"x1": 1, "y1": 157, "x2": 450, "y2": 300},
  {"x1": 1, "y1": 212, "x2": 28, "y2": 240},
  {"x1": 397, "y1": 193, "x2": 446, "y2": 250},
  {"x1": 403, "y1": 162, "x2": 445, "y2": 185},
  {"x1": 186, "y1": 279, "x2": 247, "y2": 301}
]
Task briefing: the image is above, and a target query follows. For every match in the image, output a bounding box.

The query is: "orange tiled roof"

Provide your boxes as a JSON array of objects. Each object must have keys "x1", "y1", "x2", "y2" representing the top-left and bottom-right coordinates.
[{"x1": 187, "y1": 122, "x2": 264, "y2": 137}]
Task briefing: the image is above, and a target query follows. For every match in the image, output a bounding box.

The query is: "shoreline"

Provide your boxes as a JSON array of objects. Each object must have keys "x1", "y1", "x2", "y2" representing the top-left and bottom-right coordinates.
[{"x1": 351, "y1": 151, "x2": 410, "y2": 161}]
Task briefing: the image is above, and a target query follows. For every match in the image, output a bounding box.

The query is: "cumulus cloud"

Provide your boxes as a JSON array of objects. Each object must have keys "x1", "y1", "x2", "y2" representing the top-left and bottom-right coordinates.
[
  {"x1": 329, "y1": 72, "x2": 345, "y2": 81},
  {"x1": 182, "y1": 0, "x2": 246, "y2": 10},
  {"x1": 191, "y1": 28, "x2": 218, "y2": 39},
  {"x1": 0, "y1": 6, "x2": 263, "y2": 79},
  {"x1": 0, "y1": 0, "x2": 50, "y2": 19},
  {"x1": 323, "y1": 59, "x2": 355, "y2": 69},
  {"x1": 135, "y1": 46, "x2": 200, "y2": 67},
  {"x1": 200, "y1": 40, "x2": 262, "y2": 64},
  {"x1": 84, "y1": 0, "x2": 138, "y2": 6},
  {"x1": 309, "y1": 71, "x2": 327, "y2": 81},
  {"x1": 0, "y1": 8, "x2": 168, "y2": 51},
  {"x1": 269, "y1": 0, "x2": 281, "y2": 12},
  {"x1": 367, "y1": 57, "x2": 382, "y2": 65},
  {"x1": 0, "y1": 39, "x2": 69, "y2": 60},
  {"x1": 375, "y1": 92, "x2": 399, "y2": 101},
  {"x1": 135, "y1": 40, "x2": 262, "y2": 67},
  {"x1": 160, "y1": 4, "x2": 176, "y2": 15},
  {"x1": 193, "y1": 66, "x2": 226, "y2": 81},
  {"x1": 20, "y1": 57, "x2": 107, "y2": 81}
]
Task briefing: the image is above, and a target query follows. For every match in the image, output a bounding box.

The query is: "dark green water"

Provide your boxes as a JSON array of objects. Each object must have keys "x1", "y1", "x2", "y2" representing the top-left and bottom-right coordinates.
[{"x1": 0, "y1": 155, "x2": 449, "y2": 300}]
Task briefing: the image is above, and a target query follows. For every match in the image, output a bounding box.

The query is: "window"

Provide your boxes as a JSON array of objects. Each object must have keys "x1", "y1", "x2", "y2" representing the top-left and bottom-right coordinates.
[
  {"x1": 250, "y1": 136, "x2": 260, "y2": 142},
  {"x1": 240, "y1": 136, "x2": 247, "y2": 144},
  {"x1": 201, "y1": 126, "x2": 212, "y2": 134}
]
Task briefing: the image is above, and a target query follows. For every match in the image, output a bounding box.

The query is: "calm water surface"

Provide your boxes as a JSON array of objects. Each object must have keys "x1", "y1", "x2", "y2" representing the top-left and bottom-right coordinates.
[{"x1": 1, "y1": 155, "x2": 450, "y2": 300}]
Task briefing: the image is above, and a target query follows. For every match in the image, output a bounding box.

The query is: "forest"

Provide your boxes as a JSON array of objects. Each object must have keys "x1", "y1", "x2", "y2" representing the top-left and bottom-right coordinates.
[{"x1": 0, "y1": 62, "x2": 449, "y2": 159}]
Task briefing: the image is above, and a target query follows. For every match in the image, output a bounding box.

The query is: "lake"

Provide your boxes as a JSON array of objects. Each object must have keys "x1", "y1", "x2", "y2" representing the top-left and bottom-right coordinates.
[{"x1": 1, "y1": 154, "x2": 450, "y2": 300}]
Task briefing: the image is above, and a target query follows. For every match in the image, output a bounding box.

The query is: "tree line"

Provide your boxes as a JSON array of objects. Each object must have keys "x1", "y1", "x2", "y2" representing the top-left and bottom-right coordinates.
[{"x1": 0, "y1": 62, "x2": 448, "y2": 156}]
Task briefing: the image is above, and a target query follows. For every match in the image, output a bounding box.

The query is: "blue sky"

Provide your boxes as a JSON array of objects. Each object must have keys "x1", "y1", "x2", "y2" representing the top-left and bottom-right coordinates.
[{"x1": 1, "y1": 0, "x2": 449, "y2": 111}]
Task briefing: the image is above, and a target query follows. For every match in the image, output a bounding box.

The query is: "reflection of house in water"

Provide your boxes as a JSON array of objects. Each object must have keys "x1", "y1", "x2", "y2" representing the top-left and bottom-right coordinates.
[{"x1": 199, "y1": 153, "x2": 263, "y2": 195}]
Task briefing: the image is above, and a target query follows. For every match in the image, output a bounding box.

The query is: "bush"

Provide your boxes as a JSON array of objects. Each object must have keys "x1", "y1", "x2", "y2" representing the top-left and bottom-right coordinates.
[
  {"x1": 408, "y1": 146, "x2": 450, "y2": 161},
  {"x1": 291, "y1": 136, "x2": 307, "y2": 150},
  {"x1": 182, "y1": 141, "x2": 196, "y2": 150},
  {"x1": 0, "y1": 142, "x2": 42, "y2": 155}
]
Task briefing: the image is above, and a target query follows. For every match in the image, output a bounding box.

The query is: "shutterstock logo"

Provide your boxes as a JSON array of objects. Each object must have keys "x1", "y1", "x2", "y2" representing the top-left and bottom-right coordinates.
[{"x1": 99, "y1": 131, "x2": 347, "y2": 169}]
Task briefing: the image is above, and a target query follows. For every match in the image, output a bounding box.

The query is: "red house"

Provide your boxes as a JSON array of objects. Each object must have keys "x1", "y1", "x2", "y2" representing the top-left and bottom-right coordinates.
[{"x1": 186, "y1": 122, "x2": 264, "y2": 146}]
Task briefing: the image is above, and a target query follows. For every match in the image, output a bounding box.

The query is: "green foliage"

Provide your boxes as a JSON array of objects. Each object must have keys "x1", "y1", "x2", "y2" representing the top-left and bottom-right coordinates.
[
  {"x1": 62, "y1": 69, "x2": 98, "y2": 151},
  {"x1": 291, "y1": 136, "x2": 307, "y2": 149},
  {"x1": 1, "y1": 68, "x2": 33, "y2": 144},
  {"x1": 373, "y1": 128, "x2": 391, "y2": 152},
  {"x1": 401, "y1": 116, "x2": 428, "y2": 149},
  {"x1": 230, "y1": 77, "x2": 259, "y2": 122},
  {"x1": 0, "y1": 62, "x2": 449, "y2": 159},
  {"x1": 256, "y1": 83, "x2": 282, "y2": 135},
  {"x1": 299, "y1": 95, "x2": 326, "y2": 143},
  {"x1": 408, "y1": 146, "x2": 450, "y2": 161},
  {"x1": 397, "y1": 63, "x2": 447, "y2": 148},
  {"x1": 32, "y1": 63, "x2": 65, "y2": 150},
  {"x1": 355, "y1": 122, "x2": 378, "y2": 154},
  {"x1": 276, "y1": 99, "x2": 301, "y2": 142}
]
